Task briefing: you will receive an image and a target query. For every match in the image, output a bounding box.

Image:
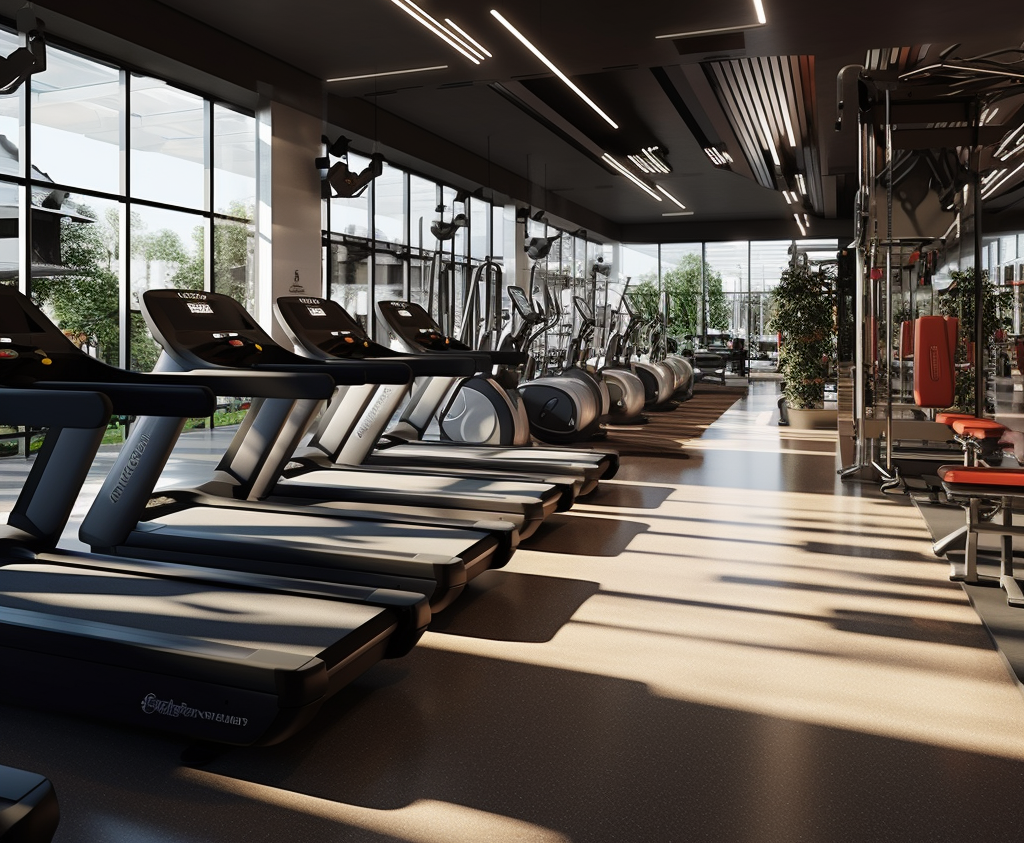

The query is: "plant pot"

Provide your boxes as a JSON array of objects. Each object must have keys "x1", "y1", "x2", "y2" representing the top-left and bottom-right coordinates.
[{"x1": 787, "y1": 407, "x2": 838, "y2": 430}]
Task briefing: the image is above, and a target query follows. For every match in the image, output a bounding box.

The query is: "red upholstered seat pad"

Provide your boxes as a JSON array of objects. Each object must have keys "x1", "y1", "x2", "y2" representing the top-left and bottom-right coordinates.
[
  {"x1": 936, "y1": 412, "x2": 975, "y2": 426},
  {"x1": 950, "y1": 418, "x2": 1007, "y2": 439},
  {"x1": 939, "y1": 465, "x2": 1024, "y2": 487}
]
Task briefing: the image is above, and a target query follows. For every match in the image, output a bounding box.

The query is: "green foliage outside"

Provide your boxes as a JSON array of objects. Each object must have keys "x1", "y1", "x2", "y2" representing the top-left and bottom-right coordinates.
[
  {"x1": 32, "y1": 204, "x2": 121, "y2": 366},
  {"x1": 31, "y1": 201, "x2": 253, "y2": 371},
  {"x1": 936, "y1": 267, "x2": 1012, "y2": 414},
  {"x1": 768, "y1": 262, "x2": 837, "y2": 409},
  {"x1": 629, "y1": 254, "x2": 730, "y2": 346},
  {"x1": 0, "y1": 427, "x2": 45, "y2": 457}
]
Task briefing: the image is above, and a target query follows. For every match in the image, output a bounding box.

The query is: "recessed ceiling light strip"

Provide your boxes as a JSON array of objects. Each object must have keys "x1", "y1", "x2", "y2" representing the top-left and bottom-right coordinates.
[
  {"x1": 628, "y1": 154, "x2": 654, "y2": 173},
  {"x1": 711, "y1": 60, "x2": 773, "y2": 187},
  {"x1": 655, "y1": 22, "x2": 764, "y2": 40},
  {"x1": 399, "y1": 0, "x2": 485, "y2": 61},
  {"x1": 794, "y1": 213, "x2": 807, "y2": 236},
  {"x1": 491, "y1": 9, "x2": 619, "y2": 129},
  {"x1": 327, "y1": 65, "x2": 449, "y2": 83},
  {"x1": 390, "y1": 0, "x2": 480, "y2": 64},
  {"x1": 642, "y1": 147, "x2": 671, "y2": 174},
  {"x1": 445, "y1": 19, "x2": 493, "y2": 58},
  {"x1": 982, "y1": 159, "x2": 1024, "y2": 199},
  {"x1": 753, "y1": 0, "x2": 767, "y2": 25},
  {"x1": 777, "y1": 83, "x2": 797, "y2": 147},
  {"x1": 995, "y1": 122, "x2": 1024, "y2": 158},
  {"x1": 743, "y1": 59, "x2": 783, "y2": 166},
  {"x1": 602, "y1": 153, "x2": 662, "y2": 200},
  {"x1": 655, "y1": 185, "x2": 687, "y2": 210}
]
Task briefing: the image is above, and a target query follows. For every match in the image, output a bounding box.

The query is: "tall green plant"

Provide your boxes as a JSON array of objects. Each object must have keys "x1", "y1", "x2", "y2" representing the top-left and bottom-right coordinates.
[
  {"x1": 936, "y1": 267, "x2": 1011, "y2": 413},
  {"x1": 630, "y1": 254, "x2": 729, "y2": 343},
  {"x1": 768, "y1": 263, "x2": 837, "y2": 409}
]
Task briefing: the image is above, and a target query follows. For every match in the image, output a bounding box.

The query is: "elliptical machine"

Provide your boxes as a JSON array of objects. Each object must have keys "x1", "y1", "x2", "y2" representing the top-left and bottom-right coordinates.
[
  {"x1": 536, "y1": 275, "x2": 613, "y2": 432},
  {"x1": 501, "y1": 283, "x2": 604, "y2": 444},
  {"x1": 573, "y1": 294, "x2": 647, "y2": 423},
  {"x1": 609, "y1": 290, "x2": 677, "y2": 410}
]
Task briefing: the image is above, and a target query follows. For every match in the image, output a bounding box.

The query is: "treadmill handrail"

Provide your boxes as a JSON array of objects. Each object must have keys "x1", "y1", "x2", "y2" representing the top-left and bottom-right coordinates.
[
  {"x1": 0, "y1": 387, "x2": 111, "y2": 428},
  {"x1": 274, "y1": 295, "x2": 481, "y2": 378},
  {"x1": 32, "y1": 381, "x2": 213, "y2": 418}
]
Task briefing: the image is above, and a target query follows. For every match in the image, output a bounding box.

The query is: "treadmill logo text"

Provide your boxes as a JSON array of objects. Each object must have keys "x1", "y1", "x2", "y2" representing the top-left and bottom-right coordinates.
[
  {"x1": 355, "y1": 388, "x2": 393, "y2": 440},
  {"x1": 110, "y1": 434, "x2": 150, "y2": 503},
  {"x1": 141, "y1": 694, "x2": 248, "y2": 727},
  {"x1": 177, "y1": 291, "x2": 208, "y2": 301},
  {"x1": 298, "y1": 297, "x2": 323, "y2": 305}
]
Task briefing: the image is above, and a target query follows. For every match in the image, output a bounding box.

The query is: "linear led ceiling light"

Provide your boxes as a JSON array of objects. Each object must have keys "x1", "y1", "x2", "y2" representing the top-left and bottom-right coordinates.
[
  {"x1": 390, "y1": 0, "x2": 490, "y2": 64},
  {"x1": 642, "y1": 146, "x2": 671, "y2": 173},
  {"x1": 656, "y1": 0, "x2": 766, "y2": 40},
  {"x1": 327, "y1": 65, "x2": 448, "y2": 83},
  {"x1": 655, "y1": 185, "x2": 687, "y2": 210},
  {"x1": 491, "y1": 9, "x2": 618, "y2": 129},
  {"x1": 628, "y1": 147, "x2": 671, "y2": 175},
  {"x1": 445, "y1": 19, "x2": 492, "y2": 58},
  {"x1": 982, "y1": 159, "x2": 1024, "y2": 200},
  {"x1": 602, "y1": 153, "x2": 661, "y2": 200},
  {"x1": 704, "y1": 146, "x2": 733, "y2": 167},
  {"x1": 794, "y1": 212, "x2": 807, "y2": 236},
  {"x1": 795, "y1": 173, "x2": 807, "y2": 195}
]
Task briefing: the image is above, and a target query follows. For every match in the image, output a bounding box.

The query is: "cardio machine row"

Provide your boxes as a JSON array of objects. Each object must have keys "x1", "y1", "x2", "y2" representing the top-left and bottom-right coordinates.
[{"x1": 0, "y1": 284, "x2": 618, "y2": 768}]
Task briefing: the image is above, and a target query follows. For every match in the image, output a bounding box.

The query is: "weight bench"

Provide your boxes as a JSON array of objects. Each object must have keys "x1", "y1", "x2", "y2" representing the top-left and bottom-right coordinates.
[
  {"x1": 939, "y1": 464, "x2": 1024, "y2": 607},
  {"x1": 931, "y1": 415, "x2": 1012, "y2": 557}
]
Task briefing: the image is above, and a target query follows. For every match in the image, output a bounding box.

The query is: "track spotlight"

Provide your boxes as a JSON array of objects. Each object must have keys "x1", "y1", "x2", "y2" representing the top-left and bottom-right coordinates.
[
  {"x1": 431, "y1": 213, "x2": 467, "y2": 241},
  {"x1": 525, "y1": 236, "x2": 556, "y2": 260},
  {"x1": 320, "y1": 145, "x2": 385, "y2": 199},
  {"x1": 0, "y1": 10, "x2": 46, "y2": 96},
  {"x1": 591, "y1": 256, "x2": 612, "y2": 277}
]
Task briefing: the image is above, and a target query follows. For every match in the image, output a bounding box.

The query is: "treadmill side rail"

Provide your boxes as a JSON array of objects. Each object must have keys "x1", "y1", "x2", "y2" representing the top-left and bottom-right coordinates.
[{"x1": 0, "y1": 766, "x2": 59, "y2": 843}]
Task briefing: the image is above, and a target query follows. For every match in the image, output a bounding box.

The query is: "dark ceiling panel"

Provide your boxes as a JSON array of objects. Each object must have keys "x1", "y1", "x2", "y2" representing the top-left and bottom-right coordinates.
[{"x1": 31, "y1": 0, "x2": 1024, "y2": 240}]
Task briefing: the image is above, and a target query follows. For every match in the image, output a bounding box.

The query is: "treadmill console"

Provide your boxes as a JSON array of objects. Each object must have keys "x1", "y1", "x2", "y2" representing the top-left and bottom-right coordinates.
[
  {"x1": 0, "y1": 285, "x2": 115, "y2": 385},
  {"x1": 275, "y1": 296, "x2": 395, "y2": 360},
  {"x1": 375, "y1": 300, "x2": 473, "y2": 353},
  {"x1": 142, "y1": 289, "x2": 305, "y2": 369}
]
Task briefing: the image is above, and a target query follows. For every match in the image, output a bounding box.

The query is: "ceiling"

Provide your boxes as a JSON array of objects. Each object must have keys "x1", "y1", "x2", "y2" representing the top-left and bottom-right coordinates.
[{"x1": 27, "y1": 0, "x2": 1024, "y2": 240}]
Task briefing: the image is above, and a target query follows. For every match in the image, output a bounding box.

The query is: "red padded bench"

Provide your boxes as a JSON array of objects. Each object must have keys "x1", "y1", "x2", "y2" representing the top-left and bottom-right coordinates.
[
  {"x1": 938, "y1": 464, "x2": 1024, "y2": 607},
  {"x1": 946, "y1": 416, "x2": 1008, "y2": 465}
]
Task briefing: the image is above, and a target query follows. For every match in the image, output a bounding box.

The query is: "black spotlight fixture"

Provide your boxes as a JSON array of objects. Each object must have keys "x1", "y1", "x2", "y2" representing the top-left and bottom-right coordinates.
[
  {"x1": 317, "y1": 135, "x2": 385, "y2": 199},
  {"x1": 0, "y1": 9, "x2": 46, "y2": 96}
]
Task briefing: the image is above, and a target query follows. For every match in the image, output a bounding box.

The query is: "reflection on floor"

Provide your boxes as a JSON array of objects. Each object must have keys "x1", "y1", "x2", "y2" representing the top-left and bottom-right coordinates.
[{"x1": 4, "y1": 382, "x2": 1024, "y2": 842}]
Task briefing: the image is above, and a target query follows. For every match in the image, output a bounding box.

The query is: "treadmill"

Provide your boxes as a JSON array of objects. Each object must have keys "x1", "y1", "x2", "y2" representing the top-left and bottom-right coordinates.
[
  {"x1": 0, "y1": 381, "x2": 427, "y2": 747},
  {"x1": 277, "y1": 295, "x2": 618, "y2": 492},
  {"x1": 0, "y1": 286, "x2": 508, "y2": 612},
  {"x1": 0, "y1": 766, "x2": 58, "y2": 842},
  {"x1": 138, "y1": 289, "x2": 567, "y2": 540}
]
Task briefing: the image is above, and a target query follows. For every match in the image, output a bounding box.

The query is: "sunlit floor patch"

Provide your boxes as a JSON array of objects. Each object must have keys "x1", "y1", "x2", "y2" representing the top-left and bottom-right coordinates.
[{"x1": 181, "y1": 770, "x2": 571, "y2": 843}]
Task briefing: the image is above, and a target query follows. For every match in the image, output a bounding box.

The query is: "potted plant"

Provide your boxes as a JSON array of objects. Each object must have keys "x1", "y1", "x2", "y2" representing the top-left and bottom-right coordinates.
[{"x1": 768, "y1": 261, "x2": 837, "y2": 428}]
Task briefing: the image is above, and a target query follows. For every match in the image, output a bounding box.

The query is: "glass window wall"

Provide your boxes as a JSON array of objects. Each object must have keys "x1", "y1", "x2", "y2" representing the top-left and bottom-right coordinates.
[{"x1": 129, "y1": 76, "x2": 206, "y2": 211}]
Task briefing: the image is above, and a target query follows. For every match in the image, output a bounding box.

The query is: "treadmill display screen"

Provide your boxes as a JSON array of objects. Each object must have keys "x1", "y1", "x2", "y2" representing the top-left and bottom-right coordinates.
[
  {"x1": 187, "y1": 302, "x2": 214, "y2": 315},
  {"x1": 306, "y1": 307, "x2": 327, "y2": 317},
  {"x1": 397, "y1": 309, "x2": 412, "y2": 318}
]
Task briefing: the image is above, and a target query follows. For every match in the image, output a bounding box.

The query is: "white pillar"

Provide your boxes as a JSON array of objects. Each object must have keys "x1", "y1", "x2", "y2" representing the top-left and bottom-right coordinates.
[{"x1": 255, "y1": 95, "x2": 323, "y2": 344}]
